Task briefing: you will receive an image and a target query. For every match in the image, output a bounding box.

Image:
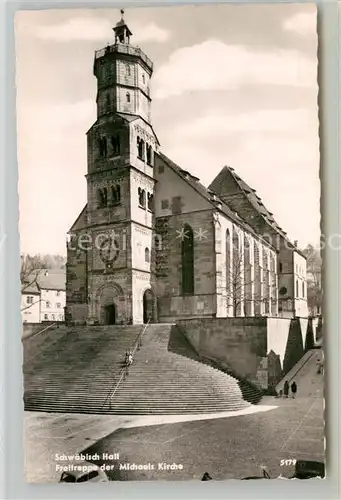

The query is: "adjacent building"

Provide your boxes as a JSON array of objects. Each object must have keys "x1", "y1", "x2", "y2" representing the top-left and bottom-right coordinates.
[
  {"x1": 21, "y1": 269, "x2": 66, "y2": 323},
  {"x1": 66, "y1": 13, "x2": 308, "y2": 326}
]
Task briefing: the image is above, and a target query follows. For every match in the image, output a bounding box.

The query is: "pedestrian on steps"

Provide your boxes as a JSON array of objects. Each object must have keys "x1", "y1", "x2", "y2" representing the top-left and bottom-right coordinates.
[
  {"x1": 128, "y1": 352, "x2": 133, "y2": 366},
  {"x1": 283, "y1": 380, "x2": 289, "y2": 398},
  {"x1": 291, "y1": 381, "x2": 297, "y2": 399}
]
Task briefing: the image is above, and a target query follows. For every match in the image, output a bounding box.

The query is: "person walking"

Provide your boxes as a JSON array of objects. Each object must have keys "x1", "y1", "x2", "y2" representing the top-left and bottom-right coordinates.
[
  {"x1": 291, "y1": 381, "x2": 297, "y2": 398},
  {"x1": 283, "y1": 380, "x2": 289, "y2": 399}
]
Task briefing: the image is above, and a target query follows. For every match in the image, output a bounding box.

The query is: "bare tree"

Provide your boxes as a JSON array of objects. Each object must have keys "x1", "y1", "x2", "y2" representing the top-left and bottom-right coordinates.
[
  {"x1": 224, "y1": 243, "x2": 275, "y2": 316},
  {"x1": 303, "y1": 244, "x2": 322, "y2": 315},
  {"x1": 20, "y1": 254, "x2": 48, "y2": 312}
]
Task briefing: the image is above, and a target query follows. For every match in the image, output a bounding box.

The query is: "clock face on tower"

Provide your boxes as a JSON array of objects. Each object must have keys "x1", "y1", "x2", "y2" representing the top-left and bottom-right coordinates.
[{"x1": 99, "y1": 236, "x2": 119, "y2": 265}]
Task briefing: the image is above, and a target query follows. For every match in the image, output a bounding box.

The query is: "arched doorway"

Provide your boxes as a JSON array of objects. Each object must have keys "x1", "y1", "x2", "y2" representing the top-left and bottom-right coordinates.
[
  {"x1": 95, "y1": 282, "x2": 127, "y2": 325},
  {"x1": 143, "y1": 289, "x2": 155, "y2": 324},
  {"x1": 104, "y1": 303, "x2": 116, "y2": 325}
]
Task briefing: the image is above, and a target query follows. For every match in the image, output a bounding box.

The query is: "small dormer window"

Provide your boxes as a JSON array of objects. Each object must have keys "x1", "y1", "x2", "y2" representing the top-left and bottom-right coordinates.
[{"x1": 126, "y1": 92, "x2": 130, "y2": 103}]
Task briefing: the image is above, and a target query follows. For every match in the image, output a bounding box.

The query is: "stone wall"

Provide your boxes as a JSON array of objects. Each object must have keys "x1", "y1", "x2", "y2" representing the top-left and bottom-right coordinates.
[
  {"x1": 179, "y1": 316, "x2": 315, "y2": 390},
  {"x1": 178, "y1": 317, "x2": 268, "y2": 388},
  {"x1": 66, "y1": 231, "x2": 88, "y2": 325}
]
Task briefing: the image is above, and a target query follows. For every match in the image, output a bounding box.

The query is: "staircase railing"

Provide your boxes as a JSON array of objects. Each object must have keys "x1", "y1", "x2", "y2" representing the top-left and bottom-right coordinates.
[
  {"x1": 22, "y1": 322, "x2": 57, "y2": 341},
  {"x1": 101, "y1": 319, "x2": 150, "y2": 411},
  {"x1": 276, "y1": 349, "x2": 316, "y2": 392}
]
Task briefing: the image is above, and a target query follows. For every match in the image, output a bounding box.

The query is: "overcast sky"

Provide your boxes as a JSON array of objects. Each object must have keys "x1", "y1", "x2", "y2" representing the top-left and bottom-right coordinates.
[{"x1": 15, "y1": 4, "x2": 319, "y2": 256}]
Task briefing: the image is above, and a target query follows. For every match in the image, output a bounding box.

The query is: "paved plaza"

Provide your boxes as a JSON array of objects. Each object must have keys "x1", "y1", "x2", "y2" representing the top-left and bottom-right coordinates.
[{"x1": 25, "y1": 395, "x2": 324, "y2": 483}]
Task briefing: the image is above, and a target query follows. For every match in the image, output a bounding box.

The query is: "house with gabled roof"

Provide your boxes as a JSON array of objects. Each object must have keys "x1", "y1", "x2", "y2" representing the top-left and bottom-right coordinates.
[{"x1": 21, "y1": 268, "x2": 66, "y2": 323}]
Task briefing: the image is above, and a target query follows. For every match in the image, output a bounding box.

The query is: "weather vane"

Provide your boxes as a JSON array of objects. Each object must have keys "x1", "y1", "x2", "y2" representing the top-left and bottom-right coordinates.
[{"x1": 120, "y1": 9, "x2": 124, "y2": 17}]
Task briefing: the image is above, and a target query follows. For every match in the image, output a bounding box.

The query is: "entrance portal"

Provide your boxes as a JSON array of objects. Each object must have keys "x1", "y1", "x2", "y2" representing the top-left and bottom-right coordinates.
[
  {"x1": 143, "y1": 289, "x2": 155, "y2": 324},
  {"x1": 104, "y1": 304, "x2": 116, "y2": 325}
]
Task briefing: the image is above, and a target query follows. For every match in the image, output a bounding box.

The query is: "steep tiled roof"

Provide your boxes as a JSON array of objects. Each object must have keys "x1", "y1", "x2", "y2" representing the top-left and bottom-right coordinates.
[
  {"x1": 158, "y1": 153, "x2": 276, "y2": 250},
  {"x1": 37, "y1": 269, "x2": 66, "y2": 291},
  {"x1": 209, "y1": 166, "x2": 306, "y2": 256},
  {"x1": 22, "y1": 269, "x2": 66, "y2": 293}
]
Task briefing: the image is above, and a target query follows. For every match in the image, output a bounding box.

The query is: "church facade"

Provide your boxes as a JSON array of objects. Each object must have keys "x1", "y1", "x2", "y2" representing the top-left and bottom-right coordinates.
[{"x1": 66, "y1": 14, "x2": 308, "y2": 326}]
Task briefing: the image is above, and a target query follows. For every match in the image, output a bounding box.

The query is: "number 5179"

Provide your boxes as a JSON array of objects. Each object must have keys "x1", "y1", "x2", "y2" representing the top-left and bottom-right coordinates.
[{"x1": 280, "y1": 459, "x2": 297, "y2": 466}]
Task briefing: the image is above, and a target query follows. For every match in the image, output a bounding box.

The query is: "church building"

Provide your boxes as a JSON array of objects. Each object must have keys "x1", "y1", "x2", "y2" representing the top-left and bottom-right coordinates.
[{"x1": 66, "y1": 12, "x2": 308, "y2": 326}]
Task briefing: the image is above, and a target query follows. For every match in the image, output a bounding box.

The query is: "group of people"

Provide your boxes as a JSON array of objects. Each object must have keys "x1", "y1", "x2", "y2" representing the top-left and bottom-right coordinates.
[{"x1": 278, "y1": 380, "x2": 297, "y2": 399}]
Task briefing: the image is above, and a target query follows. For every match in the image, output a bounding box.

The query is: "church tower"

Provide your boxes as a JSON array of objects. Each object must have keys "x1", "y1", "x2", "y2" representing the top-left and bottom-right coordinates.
[{"x1": 84, "y1": 10, "x2": 159, "y2": 325}]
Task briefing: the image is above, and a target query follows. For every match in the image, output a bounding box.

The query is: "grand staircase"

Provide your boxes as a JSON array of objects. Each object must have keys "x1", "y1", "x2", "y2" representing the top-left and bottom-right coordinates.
[{"x1": 23, "y1": 323, "x2": 259, "y2": 415}]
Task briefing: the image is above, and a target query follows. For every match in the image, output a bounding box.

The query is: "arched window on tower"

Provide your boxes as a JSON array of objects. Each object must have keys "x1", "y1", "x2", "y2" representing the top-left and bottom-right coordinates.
[
  {"x1": 147, "y1": 192, "x2": 154, "y2": 211},
  {"x1": 97, "y1": 188, "x2": 107, "y2": 209},
  {"x1": 181, "y1": 224, "x2": 194, "y2": 295},
  {"x1": 97, "y1": 189, "x2": 103, "y2": 208},
  {"x1": 146, "y1": 144, "x2": 153, "y2": 166},
  {"x1": 145, "y1": 247, "x2": 150, "y2": 263},
  {"x1": 138, "y1": 188, "x2": 146, "y2": 208},
  {"x1": 296, "y1": 279, "x2": 299, "y2": 297},
  {"x1": 98, "y1": 137, "x2": 107, "y2": 157},
  {"x1": 102, "y1": 187, "x2": 108, "y2": 207},
  {"x1": 302, "y1": 281, "x2": 305, "y2": 298},
  {"x1": 111, "y1": 185, "x2": 121, "y2": 205},
  {"x1": 137, "y1": 137, "x2": 144, "y2": 160},
  {"x1": 111, "y1": 135, "x2": 120, "y2": 156},
  {"x1": 126, "y1": 64, "x2": 131, "y2": 76},
  {"x1": 126, "y1": 92, "x2": 131, "y2": 103}
]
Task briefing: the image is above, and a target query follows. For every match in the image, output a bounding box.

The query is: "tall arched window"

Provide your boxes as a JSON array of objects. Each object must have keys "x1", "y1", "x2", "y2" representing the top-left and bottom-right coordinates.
[
  {"x1": 302, "y1": 281, "x2": 305, "y2": 298},
  {"x1": 145, "y1": 247, "x2": 150, "y2": 263},
  {"x1": 226, "y1": 229, "x2": 231, "y2": 302},
  {"x1": 296, "y1": 279, "x2": 299, "y2": 297},
  {"x1": 232, "y1": 228, "x2": 240, "y2": 315},
  {"x1": 126, "y1": 92, "x2": 131, "y2": 103},
  {"x1": 181, "y1": 224, "x2": 194, "y2": 295}
]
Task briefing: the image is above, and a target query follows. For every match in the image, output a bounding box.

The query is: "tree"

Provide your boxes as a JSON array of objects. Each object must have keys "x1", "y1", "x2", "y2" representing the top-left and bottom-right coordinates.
[
  {"x1": 303, "y1": 244, "x2": 322, "y2": 315},
  {"x1": 20, "y1": 254, "x2": 48, "y2": 312},
  {"x1": 224, "y1": 240, "x2": 275, "y2": 317}
]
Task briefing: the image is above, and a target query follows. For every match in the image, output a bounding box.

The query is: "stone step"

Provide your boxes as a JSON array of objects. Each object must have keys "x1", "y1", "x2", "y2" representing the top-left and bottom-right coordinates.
[{"x1": 23, "y1": 323, "x2": 260, "y2": 415}]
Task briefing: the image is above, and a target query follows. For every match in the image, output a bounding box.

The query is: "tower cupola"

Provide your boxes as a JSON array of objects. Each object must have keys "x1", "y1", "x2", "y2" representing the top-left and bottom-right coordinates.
[{"x1": 113, "y1": 9, "x2": 132, "y2": 44}]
